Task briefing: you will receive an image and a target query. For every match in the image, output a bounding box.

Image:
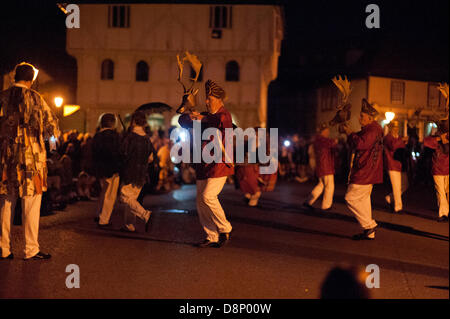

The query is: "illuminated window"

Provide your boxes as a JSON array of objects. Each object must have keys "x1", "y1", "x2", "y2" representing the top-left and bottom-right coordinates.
[
  {"x1": 136, "y1": 61, "x2": 149, "y2": 82},
  {"x1": 226, "y1": 61, "x2": 239, "y2": 82},
  {"x1": 391, "y1": 81, "x2": 405, "y2": 104},
  {"x1": 108, "y1": 5, "x2": 130, "y2": 28},
  {"x1": 101, "y1": 59, "x2": 114, "y2": 80}
]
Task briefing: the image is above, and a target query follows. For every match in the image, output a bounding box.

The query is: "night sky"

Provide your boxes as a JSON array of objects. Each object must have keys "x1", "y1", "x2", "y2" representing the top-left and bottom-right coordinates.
[{"x1": 0, "y1": 0, "x2": 448, "y2": 134}]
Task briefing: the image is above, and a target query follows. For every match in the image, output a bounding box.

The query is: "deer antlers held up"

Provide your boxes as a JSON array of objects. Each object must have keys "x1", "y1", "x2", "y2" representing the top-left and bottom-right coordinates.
[{"x1": 176, "y1": 51, "x2": 203, "y2": 114}]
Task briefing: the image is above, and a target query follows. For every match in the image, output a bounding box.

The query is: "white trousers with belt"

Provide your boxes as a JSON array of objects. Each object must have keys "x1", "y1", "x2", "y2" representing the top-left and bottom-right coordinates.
[
  {"x1": 345, "y1": 184, "x2": 378, "y2": 230},
  {"x1": 196, "y1": 177, "x2": 232, "y2": 242},
  {"x1": 385, "y1": 170, "x2": 408, "y2": 212},
  {"x1": 433, "y1": 175, "x2": 449, "y2": 217},
  {"x1": 307, "y1": 174, "x2": 334, "y2": 210},
  {"x1": 0, "y1": 193, "x2": 42, "y2": 258},
  {"x1": 97, "y1": 173, "x2": 120, "y2": 225}
]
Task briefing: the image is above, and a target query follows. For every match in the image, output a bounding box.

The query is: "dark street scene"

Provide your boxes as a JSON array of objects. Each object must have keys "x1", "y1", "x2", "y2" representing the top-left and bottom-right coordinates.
[{"x1": 0, "y1": 0, "x2": 448, "y2": 305}]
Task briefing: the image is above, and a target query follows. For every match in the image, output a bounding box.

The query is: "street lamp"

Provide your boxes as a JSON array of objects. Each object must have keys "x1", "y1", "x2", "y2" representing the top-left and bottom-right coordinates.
[{"x1": 54, "y1": 97, "x2": 64, "y2": 108}]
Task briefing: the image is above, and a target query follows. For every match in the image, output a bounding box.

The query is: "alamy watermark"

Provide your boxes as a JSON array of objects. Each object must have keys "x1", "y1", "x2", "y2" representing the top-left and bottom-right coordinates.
[
  {"x1": 365, "y1": 264, "x2": 380, "y2": 288},
  {"x1": 65, "y1": 264, "x2": 80, "y2": 288},
  {"x1": 170, "y1": 122, "x2": 279, "y2": 174}
]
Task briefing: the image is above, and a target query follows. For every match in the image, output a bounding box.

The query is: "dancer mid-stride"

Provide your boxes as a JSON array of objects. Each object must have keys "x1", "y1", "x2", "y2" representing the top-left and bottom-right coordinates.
[{"x1": 179, "y1": 80, "x2": 234, "y2": 248}]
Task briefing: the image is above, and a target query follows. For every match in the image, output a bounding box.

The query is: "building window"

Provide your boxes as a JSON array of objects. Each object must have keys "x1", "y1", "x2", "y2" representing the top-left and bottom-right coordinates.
[
  {"x1": 101, "y1": 59, "x2": 114, "y2": 80},
  {"x1": 225, "y1": 61, "x2": 239, "y2": 82},
  {"x1": 190, "y1": 65, "x2": 203, "y2": 82},
  {"x1": 210, "y1": 6, "x2": 232, "y2": 29},
  {"x1": 108, "y1": 5, "x2": 130, "y2": 28},
  {"x1": 391, "y1": 81, "x2": 405, "y2": 104},
  {"x1": 136, "y1": 61, "x2": 149, "y2": 82}
]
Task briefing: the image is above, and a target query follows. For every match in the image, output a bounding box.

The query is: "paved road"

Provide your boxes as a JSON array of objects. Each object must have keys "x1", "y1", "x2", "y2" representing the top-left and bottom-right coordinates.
[{"x1": 0, "y1": 180, "x2": 448, "y2": 299}]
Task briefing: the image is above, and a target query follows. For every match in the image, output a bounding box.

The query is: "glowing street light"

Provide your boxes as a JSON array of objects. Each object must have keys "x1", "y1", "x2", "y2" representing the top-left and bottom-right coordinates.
[
  {"x1": 385, "y1": 111, "x2": 395, "y2": 123},
  {"x1": 54, "y1": 97, "x2": 64, "y2": 108}
]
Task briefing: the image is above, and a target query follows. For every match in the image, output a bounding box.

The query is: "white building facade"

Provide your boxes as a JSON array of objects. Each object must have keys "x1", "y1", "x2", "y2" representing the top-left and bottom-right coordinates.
[{"x1": 66, "y1": 3, "x2": 284, "y2": 133}]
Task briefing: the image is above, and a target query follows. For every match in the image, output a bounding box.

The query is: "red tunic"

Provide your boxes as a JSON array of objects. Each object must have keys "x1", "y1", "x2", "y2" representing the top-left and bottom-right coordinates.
[
  {"x1": 179, "y1": 106, "x2": 235, "y2": 180},
  {"x1": 235, "y1": 164, "x2": 259, "y2": 195},
  {"x1": 314, "y1": 134, "x2": 336, "y2": 177},
  {"x1": 423, "y1": 136, "x2": 449, "y2": 176},
  {"x1": 383, "y1": 133, "x2": 406, "y2": 172},
  {"x1": 348, "y1": 121, "x2": 384, "y2": 185}
]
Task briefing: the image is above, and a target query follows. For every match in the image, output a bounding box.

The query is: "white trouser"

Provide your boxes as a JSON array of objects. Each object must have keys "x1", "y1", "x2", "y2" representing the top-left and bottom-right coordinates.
[
  {"x1": 196, "y1": 177, "x2": 232, "y2": 242},
  {"x1": 433, "y1": 175, "x2": 449, "y2": 217},
  {"x1": 345, "y1": 184, "x2": 378, "y2": 230},
  {"x1": 97, "y1": 174, "x2": 120, "y2": 225},
  {"x1": 385, "y1": 170, "x2": 408, "y2": 212},
  {"x1": 307, "y1": 174, "x2": 335, "y2": 210},
  {"x1": 0, "y1": 193, "x2": 42, "y2": 258},
  {"x1": 119, "y1": 184, "x2": 150, "y2": 230}
]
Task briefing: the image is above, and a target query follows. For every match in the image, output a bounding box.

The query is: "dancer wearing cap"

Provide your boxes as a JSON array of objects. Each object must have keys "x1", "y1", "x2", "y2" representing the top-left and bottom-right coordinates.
[
  {"x1": 179, "y1": 80, "x2": 234, "y2": 248},
  {"x1": 383, "y1": 121, "x2": 408, "y2": 214},
  {"x1": 342, "y1": 99, "x2": 383, "y2": 240},
  {"x1": 0, "y1": 62, "x2": 60, "y2": 260},
  {"x1": 303, "y1": 123, "x2": 337, "y2": 211}
]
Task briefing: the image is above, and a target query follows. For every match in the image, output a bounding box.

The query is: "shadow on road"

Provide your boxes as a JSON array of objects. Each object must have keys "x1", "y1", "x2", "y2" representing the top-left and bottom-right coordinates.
[{"x1": 222, "y1": 197, "x2": 449, "y2": 242}]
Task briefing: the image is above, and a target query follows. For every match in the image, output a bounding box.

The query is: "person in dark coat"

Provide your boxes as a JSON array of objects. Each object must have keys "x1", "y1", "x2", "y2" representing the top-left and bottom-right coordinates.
[
  {"x1": 342, "y1": 99, "x2": 383, "y2": 240},
  {"x1": 118, "y1": 111, "x2": 154, "y2": 232},
  {"x1": 93, "y1": 113, "x2": 121, "y2": 226}
]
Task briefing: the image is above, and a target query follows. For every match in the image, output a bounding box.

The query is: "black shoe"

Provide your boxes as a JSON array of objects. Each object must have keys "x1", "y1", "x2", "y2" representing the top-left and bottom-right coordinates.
[
  {"x1": 321, "y1": 207, "x2": 332, "y2": 212},
  {"x1": 352, "y1": 227, "x2": 377, "y2": 241},
  {"x1": 98, "y1": 222, "x2": 112, "y2": 229},
  {"x1": 217, "y1": 232, "x2": 231, "y2": 247},
  {"x1": 1, "y1": 253, "x2": 14, "y2": 260},
  {"x1": 25, "y1": 252, "x2": 51, "y2": 260},
  {"x1": 303, "y1": 202, "x2": 314, "y2": 211},
  {"x1": 196, "y1": 240, "x2": 219, "y2": 248},
  {"x1": 94, "y1": 217, "x2": 100, "y2": 223},
  {"x1": 437, "y1": 216, "x2": 449, "y2": 222}
]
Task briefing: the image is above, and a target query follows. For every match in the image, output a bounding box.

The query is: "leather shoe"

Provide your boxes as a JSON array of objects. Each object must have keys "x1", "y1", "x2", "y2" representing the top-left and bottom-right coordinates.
[
  {"x1": 196, "y1": 240, "x2": 219, "y2": 248},
  {"x1": 352, "y1": 226, "x2": 377, "y2": 241},
  {"x1": 217, "y1": 232, "x2": 231, "y2": 247},
  {"x1": 303, "y1": 202, "x2": 314, "y2": 211},
  {"x1": 1, "y1": 253, "x2": 13, "y2": 260},
  {"x1": 24, "y1": 252, "x2": 51, "y2": 260},
  {"x1": 437, "y1": 216, "x2": 449, "y2": 223}
]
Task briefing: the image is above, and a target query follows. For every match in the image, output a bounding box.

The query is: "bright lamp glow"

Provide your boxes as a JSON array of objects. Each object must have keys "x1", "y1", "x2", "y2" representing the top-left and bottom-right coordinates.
[
  {"x1": 63, "y1": 105, "x2": 80, "y2": 117},
  {"x1": 385, "y1": 112, "x2": 395, "y2": 123},
  {"x1": 284, "y1": 140, "x2": 291, "y2": 147},
  {"x1": 54, "y1": 97, "x2": 64, "y2": 108}
]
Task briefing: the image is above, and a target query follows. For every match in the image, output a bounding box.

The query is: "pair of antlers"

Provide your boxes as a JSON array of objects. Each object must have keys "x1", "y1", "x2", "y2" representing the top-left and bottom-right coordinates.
[
  {"x1": 332, "y1": 75, "x2": 352, "y2": 109},
  {"x1": 176, "y1": 51, "x2": 202, "y2": 95}
]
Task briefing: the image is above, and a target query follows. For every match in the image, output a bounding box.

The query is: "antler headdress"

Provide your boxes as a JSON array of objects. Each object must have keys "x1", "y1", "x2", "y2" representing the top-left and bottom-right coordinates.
[
  {"x1": 432, "y1": 83, "x2": 449, "y2": 134},
  {"x1": 176, "y1": 51, "x2": 203, "y2": 114},
  {"x1": 329, "y1": 75, "x2": 353, "y2": 129}
]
